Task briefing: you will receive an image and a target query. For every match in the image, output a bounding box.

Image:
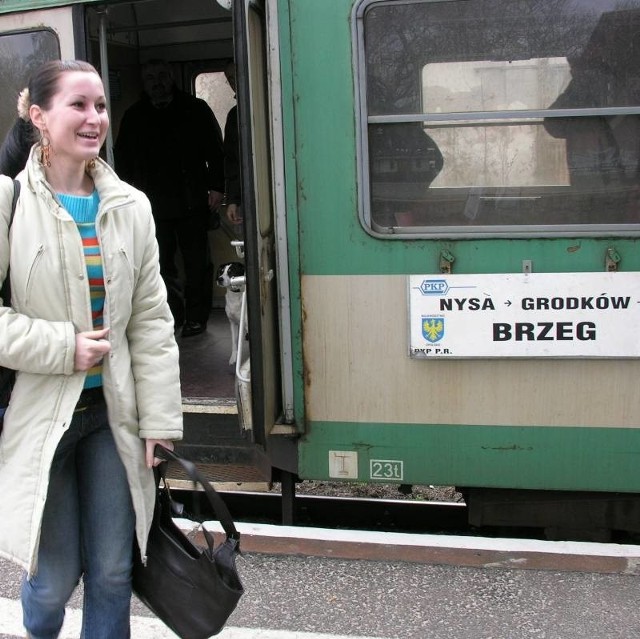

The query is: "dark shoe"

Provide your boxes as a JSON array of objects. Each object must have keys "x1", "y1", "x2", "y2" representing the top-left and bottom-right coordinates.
[{"x1": 181, "y1": 321, "x2": 206, "y2": 337}]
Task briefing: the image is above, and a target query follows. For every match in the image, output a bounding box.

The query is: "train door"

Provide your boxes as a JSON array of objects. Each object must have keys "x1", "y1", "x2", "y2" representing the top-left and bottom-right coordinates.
[
  {"x1": 78, "y1": 0, "x2": 285, "y2": 479},
  {"x1": 233, "y1": 0, "x2": 284, "y2": 448},
  {"x1": 0, "y1": 0, "x2": 290, "y2": 483}
]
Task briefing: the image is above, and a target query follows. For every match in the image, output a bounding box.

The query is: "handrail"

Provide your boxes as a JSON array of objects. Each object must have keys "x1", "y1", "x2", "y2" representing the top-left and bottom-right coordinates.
[{"x1": 234, "y1": 281, "x2": 250, "y2": 384}]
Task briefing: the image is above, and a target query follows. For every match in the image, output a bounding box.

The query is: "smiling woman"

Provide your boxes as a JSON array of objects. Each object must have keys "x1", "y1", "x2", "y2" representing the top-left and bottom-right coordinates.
[
  {"x1": 27, "y1": 66, "x2": 108, "y2": 193},
  {"x1": 0, "y1": 59, "x2": 183, "y2": 639}
]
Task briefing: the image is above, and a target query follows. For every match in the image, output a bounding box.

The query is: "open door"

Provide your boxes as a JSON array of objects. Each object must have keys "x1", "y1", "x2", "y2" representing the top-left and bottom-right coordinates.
[
  {"x1": 0, "y1": 0, "x2": 287, "y2": 482},
  {"x1": 233, "y1": 0, "x2": 283, "y2": 448}
]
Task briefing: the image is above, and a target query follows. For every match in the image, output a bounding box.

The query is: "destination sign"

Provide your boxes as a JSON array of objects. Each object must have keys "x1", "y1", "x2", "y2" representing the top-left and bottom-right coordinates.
[{"x1": 408, "y1": 272, "x2": 640, "y2": 358}]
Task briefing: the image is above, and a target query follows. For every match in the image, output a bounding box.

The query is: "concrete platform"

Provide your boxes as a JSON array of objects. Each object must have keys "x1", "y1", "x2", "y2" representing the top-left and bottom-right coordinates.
[
  {"x1": 189, "y1": 520, "x2": 640, "y2": 575},
  {"x1": 3, "y1": 528, "x2": 640, "y2": 639}
]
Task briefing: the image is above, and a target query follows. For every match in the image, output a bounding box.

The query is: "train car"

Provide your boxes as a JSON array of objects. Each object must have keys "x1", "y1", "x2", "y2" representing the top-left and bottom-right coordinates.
[{"x1": 1, "y1": 0, "x2": 640, "y2": 540}]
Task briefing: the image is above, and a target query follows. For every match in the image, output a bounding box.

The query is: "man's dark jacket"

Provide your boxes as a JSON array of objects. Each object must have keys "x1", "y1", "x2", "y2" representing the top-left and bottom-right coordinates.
[
  {"x1": 115, "y1": 90, "x2": 224, "y2": 219},
  {"x1": 223, "y1": 104, "x2": 241, "y2": 206}
]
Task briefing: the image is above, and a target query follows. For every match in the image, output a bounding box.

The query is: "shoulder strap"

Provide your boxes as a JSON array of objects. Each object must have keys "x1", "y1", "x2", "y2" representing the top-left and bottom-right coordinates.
[
  {"x1": 9, "y1": 179, "x2": 20, "y2": 227},
  {"x1": 1, "y1": 179, "x2": 20, "y2": 304}
]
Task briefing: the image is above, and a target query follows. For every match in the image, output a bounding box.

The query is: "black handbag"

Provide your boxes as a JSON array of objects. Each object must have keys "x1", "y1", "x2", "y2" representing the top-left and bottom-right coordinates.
[
  {"x1": 132, "y1": 445, "x2": 244, "y2": 639},
  {"x1": 0, "y1": 179, "x2": 21, "y2": 433}
]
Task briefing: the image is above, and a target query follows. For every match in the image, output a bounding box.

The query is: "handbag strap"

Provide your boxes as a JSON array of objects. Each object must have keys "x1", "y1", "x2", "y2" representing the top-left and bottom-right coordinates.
[
  {"x1": 10, "y1": 179, "x2": 20, "y2": 225},
  {"x1": 2, "y1": 179, "x2": 20, "y2": 304},
  {"x1": 154, "y1": 445, "x2": 240, "y2": 541}
]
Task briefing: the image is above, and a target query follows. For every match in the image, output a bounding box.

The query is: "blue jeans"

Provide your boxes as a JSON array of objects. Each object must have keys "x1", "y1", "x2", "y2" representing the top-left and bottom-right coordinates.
[{"x1": 22, "y1": 402, "x2": 135, "y2": 639}]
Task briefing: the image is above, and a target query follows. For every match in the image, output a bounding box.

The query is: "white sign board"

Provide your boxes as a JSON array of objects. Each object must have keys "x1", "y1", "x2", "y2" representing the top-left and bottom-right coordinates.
[{"x1": 408, "y1": 272, "x2": 640, "y2": 358}]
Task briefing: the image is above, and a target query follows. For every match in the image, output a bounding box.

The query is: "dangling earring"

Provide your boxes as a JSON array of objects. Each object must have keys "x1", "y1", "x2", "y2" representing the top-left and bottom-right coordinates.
[
  {"x1": 39, "y1": 135, "x2": 51, "y2": 167},
  {"x1": 86, "y1": 157, "x2": 97, "y2": 171}
]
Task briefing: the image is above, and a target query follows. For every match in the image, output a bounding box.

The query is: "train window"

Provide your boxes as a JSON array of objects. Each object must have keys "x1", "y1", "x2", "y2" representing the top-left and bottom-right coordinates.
[
  {"x1": 0, "y1": 30, "x2": 59, "y2": 143},
  {"x1": 355, "y1": 0, "x2": 640, "y2": 236},
  {"x1": 195, "y1": 71, "x2": 235, "y2": 134}
]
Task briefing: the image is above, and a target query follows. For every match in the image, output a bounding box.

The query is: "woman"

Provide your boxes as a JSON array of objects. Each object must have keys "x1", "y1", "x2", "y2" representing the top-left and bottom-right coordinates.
[{"x1": 0, "y1": 60, "x2": 183, "y2": 638}]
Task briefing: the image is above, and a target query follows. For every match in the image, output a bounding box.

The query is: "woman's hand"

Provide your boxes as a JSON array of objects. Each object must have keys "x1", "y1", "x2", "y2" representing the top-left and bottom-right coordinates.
[
  {"x1": 145, "y1": 438, "x2": 175, "y2": 468},
  {"x1": 74, "y1": 327, "x2": 111, "y2": 371}
]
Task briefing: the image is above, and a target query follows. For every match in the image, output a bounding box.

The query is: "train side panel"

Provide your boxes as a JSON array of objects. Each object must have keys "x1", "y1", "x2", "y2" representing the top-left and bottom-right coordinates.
[
  {"x1": 282, "y1": 0, "x2": 640, "y2": 491},
  {"x1": 300, "y1": 274, "x2": 640, "y2": 491}
]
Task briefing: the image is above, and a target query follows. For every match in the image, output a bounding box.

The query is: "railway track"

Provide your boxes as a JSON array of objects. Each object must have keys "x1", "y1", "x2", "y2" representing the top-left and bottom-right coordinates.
[
  {"x1": 171, "y1": 489, "x2": 528, "y2": 538},
  {"x1": 169, "y1": 487, "x2": 640, "y2": 545}
]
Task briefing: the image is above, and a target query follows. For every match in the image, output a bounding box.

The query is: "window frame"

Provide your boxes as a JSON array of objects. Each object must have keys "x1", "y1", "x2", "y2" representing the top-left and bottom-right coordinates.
[{"x1": 352, "y1": 0, "x2": 640, "y2": 239}]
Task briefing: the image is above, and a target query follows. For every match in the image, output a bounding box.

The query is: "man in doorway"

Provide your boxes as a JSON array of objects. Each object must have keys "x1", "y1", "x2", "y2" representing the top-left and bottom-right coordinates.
[
  {"x1": 115, "y1": 59, "x2": 225, "y2": 337},
  {"x1": 222, "y1": 60, "x2": 243, "y2": 231}
]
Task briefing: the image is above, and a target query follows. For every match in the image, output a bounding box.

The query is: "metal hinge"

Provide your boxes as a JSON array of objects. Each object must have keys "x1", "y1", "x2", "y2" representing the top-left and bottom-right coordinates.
[
  {"x1": 439, "y1": 250, "x2": 455, "y2": 273},
  {"x1": 605, "y1": 247, "x2": 621, "y2": 272}
]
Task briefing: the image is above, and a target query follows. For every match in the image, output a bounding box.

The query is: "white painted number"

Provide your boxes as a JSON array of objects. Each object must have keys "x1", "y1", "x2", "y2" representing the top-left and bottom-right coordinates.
[{"x1": 370, "y1": 460, "x2": 404, "y2": 481}]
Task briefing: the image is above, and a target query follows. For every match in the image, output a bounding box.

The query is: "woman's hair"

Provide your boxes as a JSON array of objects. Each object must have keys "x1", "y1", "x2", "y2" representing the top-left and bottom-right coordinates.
[{"x1": 0, "y1": 60, "x2": 100, "y2": 178}]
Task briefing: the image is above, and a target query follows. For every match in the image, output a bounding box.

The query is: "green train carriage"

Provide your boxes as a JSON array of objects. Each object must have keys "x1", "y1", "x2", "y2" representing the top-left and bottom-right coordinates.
[{"x1": 1, "y1": 0, "x2": 640, "y2": 538}]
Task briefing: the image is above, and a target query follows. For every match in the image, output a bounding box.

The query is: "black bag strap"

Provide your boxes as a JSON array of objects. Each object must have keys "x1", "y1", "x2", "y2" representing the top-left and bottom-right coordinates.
[
  {"x1": 10, "y1": 179, "x2": 20, "y2": 226},
  {"x1": 2, "y1": 179, "x2": 20, "y2": 304},
  {"x1": 154, "y1": 444, "x2": 240, "y2": 542}
]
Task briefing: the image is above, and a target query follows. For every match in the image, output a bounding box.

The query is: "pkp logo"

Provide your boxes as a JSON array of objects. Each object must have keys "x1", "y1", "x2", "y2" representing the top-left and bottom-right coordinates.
[{"x1": 419, "y1": 279, "x2": 449, "y2": 296}]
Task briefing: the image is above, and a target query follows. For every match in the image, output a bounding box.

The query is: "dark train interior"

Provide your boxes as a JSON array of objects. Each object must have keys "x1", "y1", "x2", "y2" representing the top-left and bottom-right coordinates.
[
  {"x1": 85, "y1": 1, "x2": 242, "y2": 404},
  {"x1": 81, "y1": 0, "x2": 278, "y2": 482}
]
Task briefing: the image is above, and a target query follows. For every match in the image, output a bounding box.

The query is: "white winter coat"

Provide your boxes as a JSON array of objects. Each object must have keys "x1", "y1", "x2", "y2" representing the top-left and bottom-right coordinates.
[{"x1": 0, "y1": 149, "x2": 183, "y2": 575}]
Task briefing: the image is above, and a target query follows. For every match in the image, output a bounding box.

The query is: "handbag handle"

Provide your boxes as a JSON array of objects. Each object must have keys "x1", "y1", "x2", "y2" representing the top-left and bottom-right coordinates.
[{"x1": 154, "y1": 444, "x2": 241, "y2": 542}]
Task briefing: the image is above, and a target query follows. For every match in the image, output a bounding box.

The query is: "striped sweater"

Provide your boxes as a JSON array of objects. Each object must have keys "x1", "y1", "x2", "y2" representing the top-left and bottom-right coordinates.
[{"x1": 58, "y1": 190, "x2": 104, "y2": 389}]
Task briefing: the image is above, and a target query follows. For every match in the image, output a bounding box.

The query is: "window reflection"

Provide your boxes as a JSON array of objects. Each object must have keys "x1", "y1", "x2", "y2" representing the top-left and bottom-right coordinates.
[
  {"x1": 361, "y1": 0, "x2": 640, "y2": 231},
  {"x1": 0, "y1": 30, "x2": 59, "y2": 144}
]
